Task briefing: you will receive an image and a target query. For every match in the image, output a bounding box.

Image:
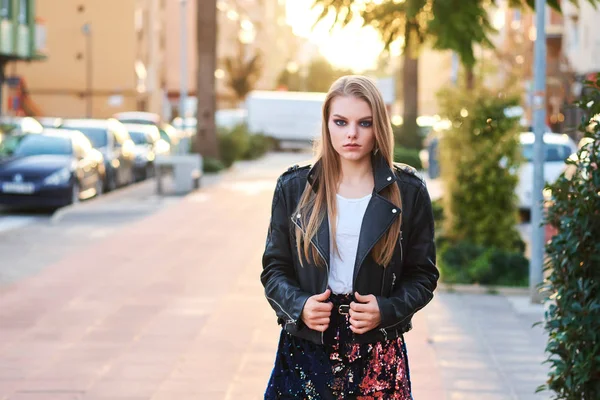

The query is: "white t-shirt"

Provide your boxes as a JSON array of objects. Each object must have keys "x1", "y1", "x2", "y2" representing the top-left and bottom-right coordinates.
[{"x1": 328, "y1": 193, "x2": 371, "y2": 294}]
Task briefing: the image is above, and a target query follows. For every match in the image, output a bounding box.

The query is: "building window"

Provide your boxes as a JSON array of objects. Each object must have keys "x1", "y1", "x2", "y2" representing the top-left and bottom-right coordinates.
[
  {"x1": 18, "y1": 0, "x2": 27, "y2": 24},
  {"x1": 0, "y1": 0, "x2": 11, "y2": 19}
]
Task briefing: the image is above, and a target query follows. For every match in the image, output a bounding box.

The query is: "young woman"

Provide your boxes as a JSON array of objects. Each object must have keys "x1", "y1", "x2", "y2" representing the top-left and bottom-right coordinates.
[{"x1": 261, "y1": 75, "x2": 439, "y2": 399}]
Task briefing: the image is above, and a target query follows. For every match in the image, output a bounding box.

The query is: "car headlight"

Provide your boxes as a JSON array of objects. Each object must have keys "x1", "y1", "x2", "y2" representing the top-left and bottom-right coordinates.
[{"x1": 44, "y1": 167, "x2": 71, "y2": 185}]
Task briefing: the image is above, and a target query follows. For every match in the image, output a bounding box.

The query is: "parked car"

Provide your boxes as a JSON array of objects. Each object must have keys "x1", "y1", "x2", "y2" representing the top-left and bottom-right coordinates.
[
  {"x1": 0, "y1": 116, "x2": 44, "y2": 137},
  {"x1": 113, "y1": 111, "x2": 161, "y2": 126},
  {"x1": 171, "y1": 108, "x2": 248, "y2": 133},
  {"x1": 114, "y1": 111, "x2": 187, "y2": 142},
  {"x1": 122, "y1": 123, "x2": 170, "y2": 181},
  {"x1": 516, "y1": 132, "x2": 578, "y2": 210},
  {"x1": 60, "y1": 118, "x2": 136, "y2": 191},
  {"x1": 0, "y1": 129, "x2": 105, "y2": 208},
  {"x1": 157, "y1": 123, "x2": 180, "y2": 150},
  {"x1": 37, "y1": 117, "x2": 64, "y2": 129}
]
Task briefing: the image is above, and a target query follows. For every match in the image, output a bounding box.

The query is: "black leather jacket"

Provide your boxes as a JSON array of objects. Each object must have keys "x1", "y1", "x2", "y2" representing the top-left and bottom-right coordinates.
[{"x1": 261, "y1": 154, "x2": 439, "y2": 345}]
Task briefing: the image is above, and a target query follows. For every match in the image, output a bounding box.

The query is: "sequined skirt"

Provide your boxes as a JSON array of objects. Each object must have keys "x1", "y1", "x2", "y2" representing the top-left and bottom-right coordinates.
[{"x1": 265, "y1": 294, "x2": 413, "y2": 400}]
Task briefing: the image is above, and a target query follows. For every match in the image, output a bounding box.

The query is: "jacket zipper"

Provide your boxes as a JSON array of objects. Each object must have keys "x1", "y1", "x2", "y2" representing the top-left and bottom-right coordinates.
[
  {"x1": 379, "y1": 303, "x2": 427, "y2": 338},
  {"x1": 266, "y1": 295, "x2": 296, "y2": 325},
  {"x1": 379, "y1": 229, "x2": 409, "y2": 340},
  {"x1": 381, "y1": 230, "x2": 403, "y2": 297},
  {"x1": 291, "y1": 216, "x2": 330, "y2": 344},
  {"x1": 399, "y1": 230, "x2": 403, "y2": 264}
]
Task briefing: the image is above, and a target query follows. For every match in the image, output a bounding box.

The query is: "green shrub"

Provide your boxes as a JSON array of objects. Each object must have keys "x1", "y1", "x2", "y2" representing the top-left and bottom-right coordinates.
[
  {"x1": 431, "y1": 199, "x2": 444, "y2": 224},
  {"x1": 217, "y1": 124, "x2": 250, "y2": 167},
  {"x1": 437, "y1": 85, "x2": 523, "y2": 253},
  {"x1": 244, "y1": 133, "x2": 275, "y2": 160},
  {"x1": 203, "y1": 157, "x2": 225, "y2": 173},
  {"x1": 539, "y1": 77, "x2": 600, "y2": 399},
  {"x1": 438, "y1": 241, "x2": 485, "y2": 283},
  {"x1": 394, "y1": 147, "x2": 423, "y2": 170},
  {"x1": 439, "y1": 241, "x2": 528, "y2": 286}
]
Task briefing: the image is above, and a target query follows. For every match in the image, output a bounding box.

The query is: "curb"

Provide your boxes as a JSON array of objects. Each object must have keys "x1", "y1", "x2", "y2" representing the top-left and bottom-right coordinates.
[
  {"x1": 50, "y1": 179, "x2": 156, "y2": 225},
  {"x1": 50, "y1": 171, "x2": 224, "y2": 225}
]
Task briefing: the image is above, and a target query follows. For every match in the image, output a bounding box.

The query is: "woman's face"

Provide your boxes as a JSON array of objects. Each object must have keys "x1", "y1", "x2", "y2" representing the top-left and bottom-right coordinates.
[{"x1": 328, "y1": 95, "x2": 376, "y2": 163}]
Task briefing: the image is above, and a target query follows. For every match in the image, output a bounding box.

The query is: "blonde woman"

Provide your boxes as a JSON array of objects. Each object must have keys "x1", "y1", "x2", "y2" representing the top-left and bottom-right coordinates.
[{"x1": 261, "y1": 75, "x2": 438, "y2": 399}]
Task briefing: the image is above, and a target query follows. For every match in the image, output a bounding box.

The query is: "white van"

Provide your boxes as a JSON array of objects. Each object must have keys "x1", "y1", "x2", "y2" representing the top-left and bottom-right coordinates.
[
  {"x1": 245, "y1": 91, "x2": 326, "y2": 146},
  {"x1": 516, "y1": 132, "x2": 577, "y2": 210}
]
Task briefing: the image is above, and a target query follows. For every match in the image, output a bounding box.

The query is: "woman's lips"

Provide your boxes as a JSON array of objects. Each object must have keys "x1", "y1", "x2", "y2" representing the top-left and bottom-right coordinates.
[{"x1": 343, "y1": 143, "x2": 361, "y2": 148}]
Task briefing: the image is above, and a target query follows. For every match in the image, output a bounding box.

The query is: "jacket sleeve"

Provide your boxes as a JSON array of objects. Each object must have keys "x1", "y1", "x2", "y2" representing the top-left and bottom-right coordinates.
[
  {"x1": 260, "y1": 177, "x2": 312, "y2": 326},
  {"x1": 376, "y1": 183, "x2": 439, "y2": 330}
]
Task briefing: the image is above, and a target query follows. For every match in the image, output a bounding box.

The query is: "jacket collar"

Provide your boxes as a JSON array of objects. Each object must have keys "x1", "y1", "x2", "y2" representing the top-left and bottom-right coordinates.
[{"x1": 307, "y1": 152, "x2": 397, "y2": 193}]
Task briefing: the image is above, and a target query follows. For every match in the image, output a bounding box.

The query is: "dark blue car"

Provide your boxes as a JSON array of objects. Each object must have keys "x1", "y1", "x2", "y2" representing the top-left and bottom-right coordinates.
[{"x1": 0, "y1": 129, "x2": 105, "y2": 209}]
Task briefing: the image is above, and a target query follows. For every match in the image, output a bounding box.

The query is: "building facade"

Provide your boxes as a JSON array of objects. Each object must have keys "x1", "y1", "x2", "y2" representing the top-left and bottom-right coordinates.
[
  {"x1": 491, "y1": 2, "x2": 568, "y2": 132},
  {"x1": 562, "y1": 1, "x2": 600, "y2": 77},
  {"x1": 9, "y1": 0, "x2": 166, "y2": 119},
  {"x1": 0, "y1": 0, "x2": 46, "y2": 115}
]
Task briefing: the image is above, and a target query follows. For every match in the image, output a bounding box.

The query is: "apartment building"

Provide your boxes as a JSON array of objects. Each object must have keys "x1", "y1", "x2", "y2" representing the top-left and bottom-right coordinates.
[
  {"x1": 562, "y1": 1, "x2": 600, "y2": 78},
  {"x1": 0, "y1": 0, "x2": 46, "y2": 115},
  {"x1": 11, "y1": 0, "x2": 166, "y2": 118}
]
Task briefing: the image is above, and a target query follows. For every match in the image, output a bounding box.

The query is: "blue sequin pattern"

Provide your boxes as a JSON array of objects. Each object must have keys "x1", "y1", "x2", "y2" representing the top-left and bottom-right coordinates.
[{"x1": 265, "y1": 294, "x2": 412, "y2": 399}]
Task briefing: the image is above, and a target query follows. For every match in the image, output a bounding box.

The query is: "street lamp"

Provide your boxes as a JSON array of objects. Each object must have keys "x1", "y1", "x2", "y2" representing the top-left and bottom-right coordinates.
[
  {"x1": 81, "y1": 23, "x2": 92, "y2": 118},
  {"x1": 179, "y1": 0, "x2": 189, "y2": 154},
  {"x1": 531, "y1": 0, "x2": 547, "y2": 303}
]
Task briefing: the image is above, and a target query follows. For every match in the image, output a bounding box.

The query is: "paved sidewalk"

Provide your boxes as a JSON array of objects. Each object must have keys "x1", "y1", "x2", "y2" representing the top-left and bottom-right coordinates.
[{"x1": 0, "y1": 153, "x2": 551, "y2": 399}]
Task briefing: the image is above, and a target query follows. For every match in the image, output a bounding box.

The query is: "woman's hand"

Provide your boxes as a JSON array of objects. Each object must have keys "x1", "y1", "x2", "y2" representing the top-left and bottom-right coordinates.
[
  {"x1": 301, "y1": 289, "x2": 333, "y2": 332},
  {"x1": 349, "y1": 292, "x2": 382, "y2": 334}
]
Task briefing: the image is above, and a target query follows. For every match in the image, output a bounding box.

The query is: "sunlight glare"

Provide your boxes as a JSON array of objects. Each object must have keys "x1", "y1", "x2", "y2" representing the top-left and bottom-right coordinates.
[{"x1": 285, "y1": 1, "x2": 384, "y2": 72}]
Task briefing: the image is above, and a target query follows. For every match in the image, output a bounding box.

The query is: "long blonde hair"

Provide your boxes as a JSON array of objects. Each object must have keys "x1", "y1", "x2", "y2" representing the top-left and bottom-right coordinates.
[{"x1": 295, "y1": 75, "x2": 402, "y2": 267}]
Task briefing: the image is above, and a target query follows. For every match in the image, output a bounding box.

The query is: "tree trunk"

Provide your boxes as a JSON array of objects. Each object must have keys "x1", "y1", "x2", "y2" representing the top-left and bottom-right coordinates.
[
  {"x1": 466, "y1": 65, "x2": 475, "y2": 90},
  {"x1": 195, "y1": 0, "x2": 219, "y2": 158},
  {"x1": 399, "y1": 22, "x2": 421, "y2": 150}
]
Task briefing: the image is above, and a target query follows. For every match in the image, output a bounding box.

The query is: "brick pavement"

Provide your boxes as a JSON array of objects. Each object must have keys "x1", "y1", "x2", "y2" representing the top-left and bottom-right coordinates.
[{"x1": 0, "y1": 153, "x2": 551, "y2": 400}]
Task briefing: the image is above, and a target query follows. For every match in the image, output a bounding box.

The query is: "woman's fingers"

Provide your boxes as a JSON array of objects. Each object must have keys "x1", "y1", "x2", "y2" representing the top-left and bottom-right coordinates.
[
  {"x1": 311, "y1": 317, "x2": 330, "y2": 325},
  {"x1": 311, "y1": 311, "x2": 332, "y2": 318},
  {"x1": 313, "y1": 301, "x2": 334, "y2": 312},
  {"x1": 309, "y1": 322, "x2": 329, "y2": 332}
]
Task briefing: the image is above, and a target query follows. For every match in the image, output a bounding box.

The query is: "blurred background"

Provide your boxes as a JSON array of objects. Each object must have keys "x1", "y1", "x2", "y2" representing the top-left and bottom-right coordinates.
[{"x1": 0, "y1": 1, "x2": 598, "y2": 399}]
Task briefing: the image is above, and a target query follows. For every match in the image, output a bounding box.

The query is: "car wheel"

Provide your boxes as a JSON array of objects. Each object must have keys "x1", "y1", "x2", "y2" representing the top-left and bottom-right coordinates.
[
  {"x1": 95, "y1": 178, "x2": 104, "y2": 198},
  {"x1": 145, "y1": 163, "x2": 155, "y2": 180},
  {"x1": 106, "y1": 171, "x2": 117, "y2": 192},
  {"x1": 71, "y1": 182, "x2": 81, "y2": 205}
]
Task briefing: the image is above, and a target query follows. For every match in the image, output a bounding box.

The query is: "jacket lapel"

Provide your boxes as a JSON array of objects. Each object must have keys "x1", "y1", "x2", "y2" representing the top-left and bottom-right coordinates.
[
  {"x1": 290, "y1": 202, "x2": 330, "y2": 268},
  {"x1": 352, "y1": 194, "x2": 400, "y2": 285},
  {"x1": 352, "y1": 154, "x2": 401, "y2": 285}
]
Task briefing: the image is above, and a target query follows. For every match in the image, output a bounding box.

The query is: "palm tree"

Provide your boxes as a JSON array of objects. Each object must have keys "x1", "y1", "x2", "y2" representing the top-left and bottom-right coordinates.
[
  {"x1": 195, "y1": 0, "x2": 219, "y2": 158},
  {"x1": 224, "y1": 41, "x2": 263, "y2": 105}
]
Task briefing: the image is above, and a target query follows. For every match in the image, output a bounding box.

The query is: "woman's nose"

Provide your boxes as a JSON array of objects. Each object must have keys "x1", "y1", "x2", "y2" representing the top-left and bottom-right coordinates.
[{"x1": 347, "y1": 123, "x2": 358, "y2": 138}]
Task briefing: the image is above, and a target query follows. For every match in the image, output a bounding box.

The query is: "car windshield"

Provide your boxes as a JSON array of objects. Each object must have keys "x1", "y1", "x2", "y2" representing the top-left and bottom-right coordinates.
[
  {"x1": 128, "y1": 130, "x2": 149, "y2": 145},
  {"x1": 159, "y1": 130, "x2": 172, "y2": 144},
  {"x1": 0, "y1": 124, "x2": 19, "y2": 134},
  {"x1": 522, "y1": 143, "x2": 573, "y2": 162},
  {"x1": 0, "y1": 134, "x2": 72, "y2": 157},
  {"x1": 0, "y1": 135, "x2": 24, "y2": 158},
  {"x1": 119, "y1": 119, "x2": 154, "y2": 126},
  {"x1": 63, "y1": 126, "x2": 107, "y2": 148}
]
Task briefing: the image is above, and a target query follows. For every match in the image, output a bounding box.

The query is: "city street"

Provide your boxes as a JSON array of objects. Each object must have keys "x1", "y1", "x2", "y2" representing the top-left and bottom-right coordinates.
[{"x1": 0, "y1": 153, "x2": 549, "y2": 400}]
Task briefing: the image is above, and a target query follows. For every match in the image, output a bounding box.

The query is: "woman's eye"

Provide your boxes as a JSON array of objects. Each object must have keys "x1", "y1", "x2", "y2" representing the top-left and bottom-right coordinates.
[
  {"x1": 360, "y1": 121, "x2": 373, "y2": 128},
  {"x1": 334, "y1": 119, "x2": 347, "y2": 126}
]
